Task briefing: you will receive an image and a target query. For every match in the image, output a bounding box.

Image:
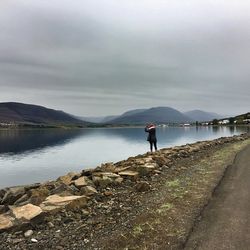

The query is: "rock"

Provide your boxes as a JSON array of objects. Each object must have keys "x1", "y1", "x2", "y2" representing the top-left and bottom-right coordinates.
[
  {"x1": 48, "y1": 221, "x2": 54, "y2": 228},
  {"x1": 99, "y1": 172, "x2": 120, "y2": 179},
  {"x1": 135, "y1": 181, "x2": 150, "y2": 192},
  {"x1": 1, "y1": 186, "x2": 26, "y2": 205},
  {"x1": 14, "y1": 194, "x2": 29, "y2": 206},
  {"x1": 0, "y1": 189, "x2": 6, "y2": 199},
  {"x1": 153, "y1": 156, "x2": 170, "y2": 167},
  {"x1": 12, "y1": 238, "x2": 23, "y2": 244},
  {"x1": 24, "y1": 229, "x2": 33, "y2": 237},
  {"x1": 24, "y1": 183, "x2": 41, "y2": 191},
  {"x1": 137, "y1": 164, "x2": 155, "y2": 176},
  {"x1": 73, "y1": 176, "x2": 88, "y2": 188},
  {"x1": 57, "y1": 172, "x2": 79, "y2": 185},
  {"x1": 81, "y1": 169, "x2": 94, "y2": 176},
  {"x1": 92, "y1": 176, "x2": 113, "y2": 188},
  {"x1": 28, "y1": 187, "x2": 50, "y2": 206},
  {"x1": 104, "y1": 191, "x2": 113, "y2": 196},
  {"x1": 100, "y1": 162, "x2": 115, "y2": 172},
  {"x1": 0, "y1": 205, "x2": 8, "y2": 213},
  {"x1": 51, "y1": 183, "x2": 76, "y2": 196},
  {"x1": 40, "y1": 195, "x2": 87, "y2": 212},
  {"x1": 31, "y1": 238, "x2": 38, "y2": 243},
  {"x1": 113, "y1": 166, "x2": 131, "y2": 173},
  {"x1": 114, "y1": 177, "x2": 123, "y2": 184},
  {"x1": 10, "y1": 204, "x2": 43, "y2": 221},
  {"x1": 80, "y1": 186, "x2": 98, "y2": 196},
  {"x1": 0, "y1": 214, "x2": 14, "y2": 231},
  {"x1": 81, "y1": 209, "x2": 90, "y2": 216},
  {"x1": 118, "y1": 171, "x2": 139, "y2": 180}
]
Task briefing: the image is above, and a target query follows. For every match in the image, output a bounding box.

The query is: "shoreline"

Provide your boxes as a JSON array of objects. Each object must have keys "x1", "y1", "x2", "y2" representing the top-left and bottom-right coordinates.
[
  {"x1": 0, "y1": 133, "x2": 249, "y2": 192},
  {"x1": 0, "y1": 133, "x2": 250, "y2": 249},
  {"x1": 0, "y1": 124, "x2": 249, "y2": 131}
]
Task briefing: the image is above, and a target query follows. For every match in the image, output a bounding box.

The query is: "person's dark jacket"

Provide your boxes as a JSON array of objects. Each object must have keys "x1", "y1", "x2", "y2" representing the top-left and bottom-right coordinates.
[{"x1": 145, "y1": 126, "x2": 157, "y2": 142}]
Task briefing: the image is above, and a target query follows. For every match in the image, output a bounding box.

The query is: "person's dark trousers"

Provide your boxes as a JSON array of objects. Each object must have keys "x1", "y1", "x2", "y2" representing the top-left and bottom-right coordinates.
[{"x1": 150, "y1": 141, "x2": 157, "y2": 152}]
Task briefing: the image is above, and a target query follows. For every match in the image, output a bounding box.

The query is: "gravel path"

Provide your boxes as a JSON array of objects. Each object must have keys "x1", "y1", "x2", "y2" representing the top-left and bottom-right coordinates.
[{"x1": 185, "y1": 144, "x2": 250, "y2": 250}]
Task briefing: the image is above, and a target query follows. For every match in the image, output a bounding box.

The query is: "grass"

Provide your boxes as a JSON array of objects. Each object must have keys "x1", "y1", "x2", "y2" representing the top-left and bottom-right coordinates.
[{"x1": 157, "y1": 203, "x2": 173, "y2": 214}]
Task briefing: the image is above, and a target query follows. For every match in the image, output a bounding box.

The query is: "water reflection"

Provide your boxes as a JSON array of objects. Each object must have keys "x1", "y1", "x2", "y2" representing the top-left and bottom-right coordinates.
[
  {"x1": 0, "y1": 129, "x2": 84, "y2": 155},
  {"x1": 0, "y1": 126, "x2": 247, "y2": 188}
]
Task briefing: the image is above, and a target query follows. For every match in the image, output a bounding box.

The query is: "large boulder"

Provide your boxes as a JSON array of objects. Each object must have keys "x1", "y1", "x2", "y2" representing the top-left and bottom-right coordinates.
[
  {"x1": 40, "y1": 195, "x2": 87, "y2": 213},
  {"x1": 10, "y1": 204, "x2": 43, "y2": 221},
  {"x1": 73, "y1": 176, "x2": 88, "y2": 188},
  {"x1": 118, "y1": 171, "x2": 139, "y2": 180}
]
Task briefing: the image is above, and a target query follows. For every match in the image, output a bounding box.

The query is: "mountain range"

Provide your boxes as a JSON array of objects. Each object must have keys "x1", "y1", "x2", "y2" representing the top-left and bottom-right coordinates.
[
  {"x1": 82, "y1": 107, "x2": 223, "y2": 124},
  {"x1": 0, "y1": 102, "x2": 86, "y2": 126},
  {"x1": 0, "y1": 102, "x2": 223, "y2": 126}
]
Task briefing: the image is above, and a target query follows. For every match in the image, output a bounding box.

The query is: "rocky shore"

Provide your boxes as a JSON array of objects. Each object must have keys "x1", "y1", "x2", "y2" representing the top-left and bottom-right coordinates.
[{"x1": 0, "y1": 133, "x2": 250, "y2": 249}]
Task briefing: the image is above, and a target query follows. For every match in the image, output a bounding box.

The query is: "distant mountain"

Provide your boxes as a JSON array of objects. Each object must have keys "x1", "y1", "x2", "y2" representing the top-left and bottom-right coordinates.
[
  {"x1": 184, "y1": 110, "x2": 223, "y2": 122},
  {"x1": 80, "y1": 109, "x2": 146, "y2": 124},
  {"x1": 79, "y1": 115, "x2": 118, "y2": 123},
  {"x1": 109, "y1": 107, "x2": 192, "y2": 124},
  {"x1": 0, "y1": 102, "x2": 87, "y2": 125},
  {"x1": 119, "y1": 109, "x2": 147, "y2": 118}
]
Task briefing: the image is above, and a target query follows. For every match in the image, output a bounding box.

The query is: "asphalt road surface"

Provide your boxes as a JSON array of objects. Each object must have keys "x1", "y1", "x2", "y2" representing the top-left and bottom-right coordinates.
[{"x1": 185, "y1": 144, "x2": 250, "y2": 250}]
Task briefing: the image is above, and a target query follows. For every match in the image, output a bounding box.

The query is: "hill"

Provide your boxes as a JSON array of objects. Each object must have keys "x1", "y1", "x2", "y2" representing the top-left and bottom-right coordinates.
[
  {"x1": 0, "y1": 102, "x2": 87, "y2": 126},
  {"x1": 184, "y1": 110, "x2": 223, "y2": 122},
  {"x1": 79, "y1": 115, "x2": 118, "y2": 123},
  {"x1": 109, "y1": 107, "x2": 192, "y2": 124}
]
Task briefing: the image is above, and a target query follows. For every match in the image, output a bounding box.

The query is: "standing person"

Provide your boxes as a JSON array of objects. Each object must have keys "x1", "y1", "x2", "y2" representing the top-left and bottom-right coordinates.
[{"x1": 145, "y1": 123, "x2": 157, "y2": 152}]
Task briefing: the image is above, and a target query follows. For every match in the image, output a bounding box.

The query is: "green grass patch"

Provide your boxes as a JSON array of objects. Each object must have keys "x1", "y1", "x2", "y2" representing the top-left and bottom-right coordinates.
[
  {"x1": 157, "y1": 203, "x2": 173, "y2": 214},
  {"x1": 166, "y1": 179, "x2": 180, "y2": 188}
]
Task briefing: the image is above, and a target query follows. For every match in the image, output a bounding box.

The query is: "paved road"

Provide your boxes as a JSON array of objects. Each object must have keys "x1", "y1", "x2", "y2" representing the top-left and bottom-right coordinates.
[{"x1": 185, "y1": 144, "x2": 250, "y2": 250}]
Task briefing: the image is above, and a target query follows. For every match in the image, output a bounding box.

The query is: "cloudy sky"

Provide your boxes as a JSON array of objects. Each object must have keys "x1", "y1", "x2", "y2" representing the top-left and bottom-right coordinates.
[{"x1": 0, "y1": 0, "x2": 249, "y2": 116}]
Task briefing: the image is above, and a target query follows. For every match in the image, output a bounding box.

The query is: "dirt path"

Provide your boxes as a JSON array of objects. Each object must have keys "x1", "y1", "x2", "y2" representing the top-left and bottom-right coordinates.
[{"x1": 185, "y1": 144, "x2": 250, "y2": 250}]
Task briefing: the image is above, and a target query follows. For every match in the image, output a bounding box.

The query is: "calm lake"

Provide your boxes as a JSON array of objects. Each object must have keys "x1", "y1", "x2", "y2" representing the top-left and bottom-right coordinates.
[{"x1": 0, "y1": 126, "x2": 247, "y2": 188}]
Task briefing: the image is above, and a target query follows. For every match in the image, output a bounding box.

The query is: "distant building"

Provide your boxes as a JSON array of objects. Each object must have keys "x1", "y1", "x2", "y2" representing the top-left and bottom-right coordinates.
[{"x1": 218, "y1": 119, "x2": 229, "y2": 125}]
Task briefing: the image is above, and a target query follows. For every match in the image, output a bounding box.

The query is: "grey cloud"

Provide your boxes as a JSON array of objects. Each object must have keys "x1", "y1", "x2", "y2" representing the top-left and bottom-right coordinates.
[{"x1": 0, "y1": 0, "x2": 250, "y2": 116}]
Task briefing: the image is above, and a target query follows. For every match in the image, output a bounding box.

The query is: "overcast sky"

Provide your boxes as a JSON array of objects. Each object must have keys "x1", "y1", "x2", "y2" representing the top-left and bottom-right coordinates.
[{"x1": 0, "y1": 0, "x2": 249, "y2": 116}]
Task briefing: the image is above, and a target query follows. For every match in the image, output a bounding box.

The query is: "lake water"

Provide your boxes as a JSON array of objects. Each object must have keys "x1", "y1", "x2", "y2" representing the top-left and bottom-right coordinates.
[{"x1": 0, "y1": 126, "x2": 247, "y2": 188}]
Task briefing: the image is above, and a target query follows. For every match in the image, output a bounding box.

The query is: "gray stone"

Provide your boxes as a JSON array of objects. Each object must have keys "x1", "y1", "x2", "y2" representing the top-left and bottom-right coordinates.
[
  {"x1": 14, "y1": 194, "x2": 29, "y2": 205},
  {"x1": 0, "y1": 205, "x2": 8, "y2": 213},
  {"x1": 51, "y1": 183, "x2": 76, "y2": 196},
  {"x1": 24, "y1": 229, "x2": 33, "y2": 237},
  {"x1": 1, "y1": 186, "x2": 26, "y2": 205},
  {"x1": 80, "y1": 186, "x2": 98, "y2": 196}
]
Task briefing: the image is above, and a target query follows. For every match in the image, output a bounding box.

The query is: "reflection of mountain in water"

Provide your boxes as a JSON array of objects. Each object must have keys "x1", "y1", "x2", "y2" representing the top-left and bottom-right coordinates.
[{"x1": 0, "y1": 129, "x2": 84, "y2": 155}]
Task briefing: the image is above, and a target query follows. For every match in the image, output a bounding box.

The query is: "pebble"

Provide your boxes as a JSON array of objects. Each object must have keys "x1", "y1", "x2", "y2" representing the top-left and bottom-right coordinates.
[
  {"x1": 31, "y1": 238, "x2": 38, "y2": 243},
  {"x1": 48, "y1": 222, "x2": 55, "y2": 228},
  {"x1": 24, "y1": 230, "x2": 33, "y2": 238}
]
